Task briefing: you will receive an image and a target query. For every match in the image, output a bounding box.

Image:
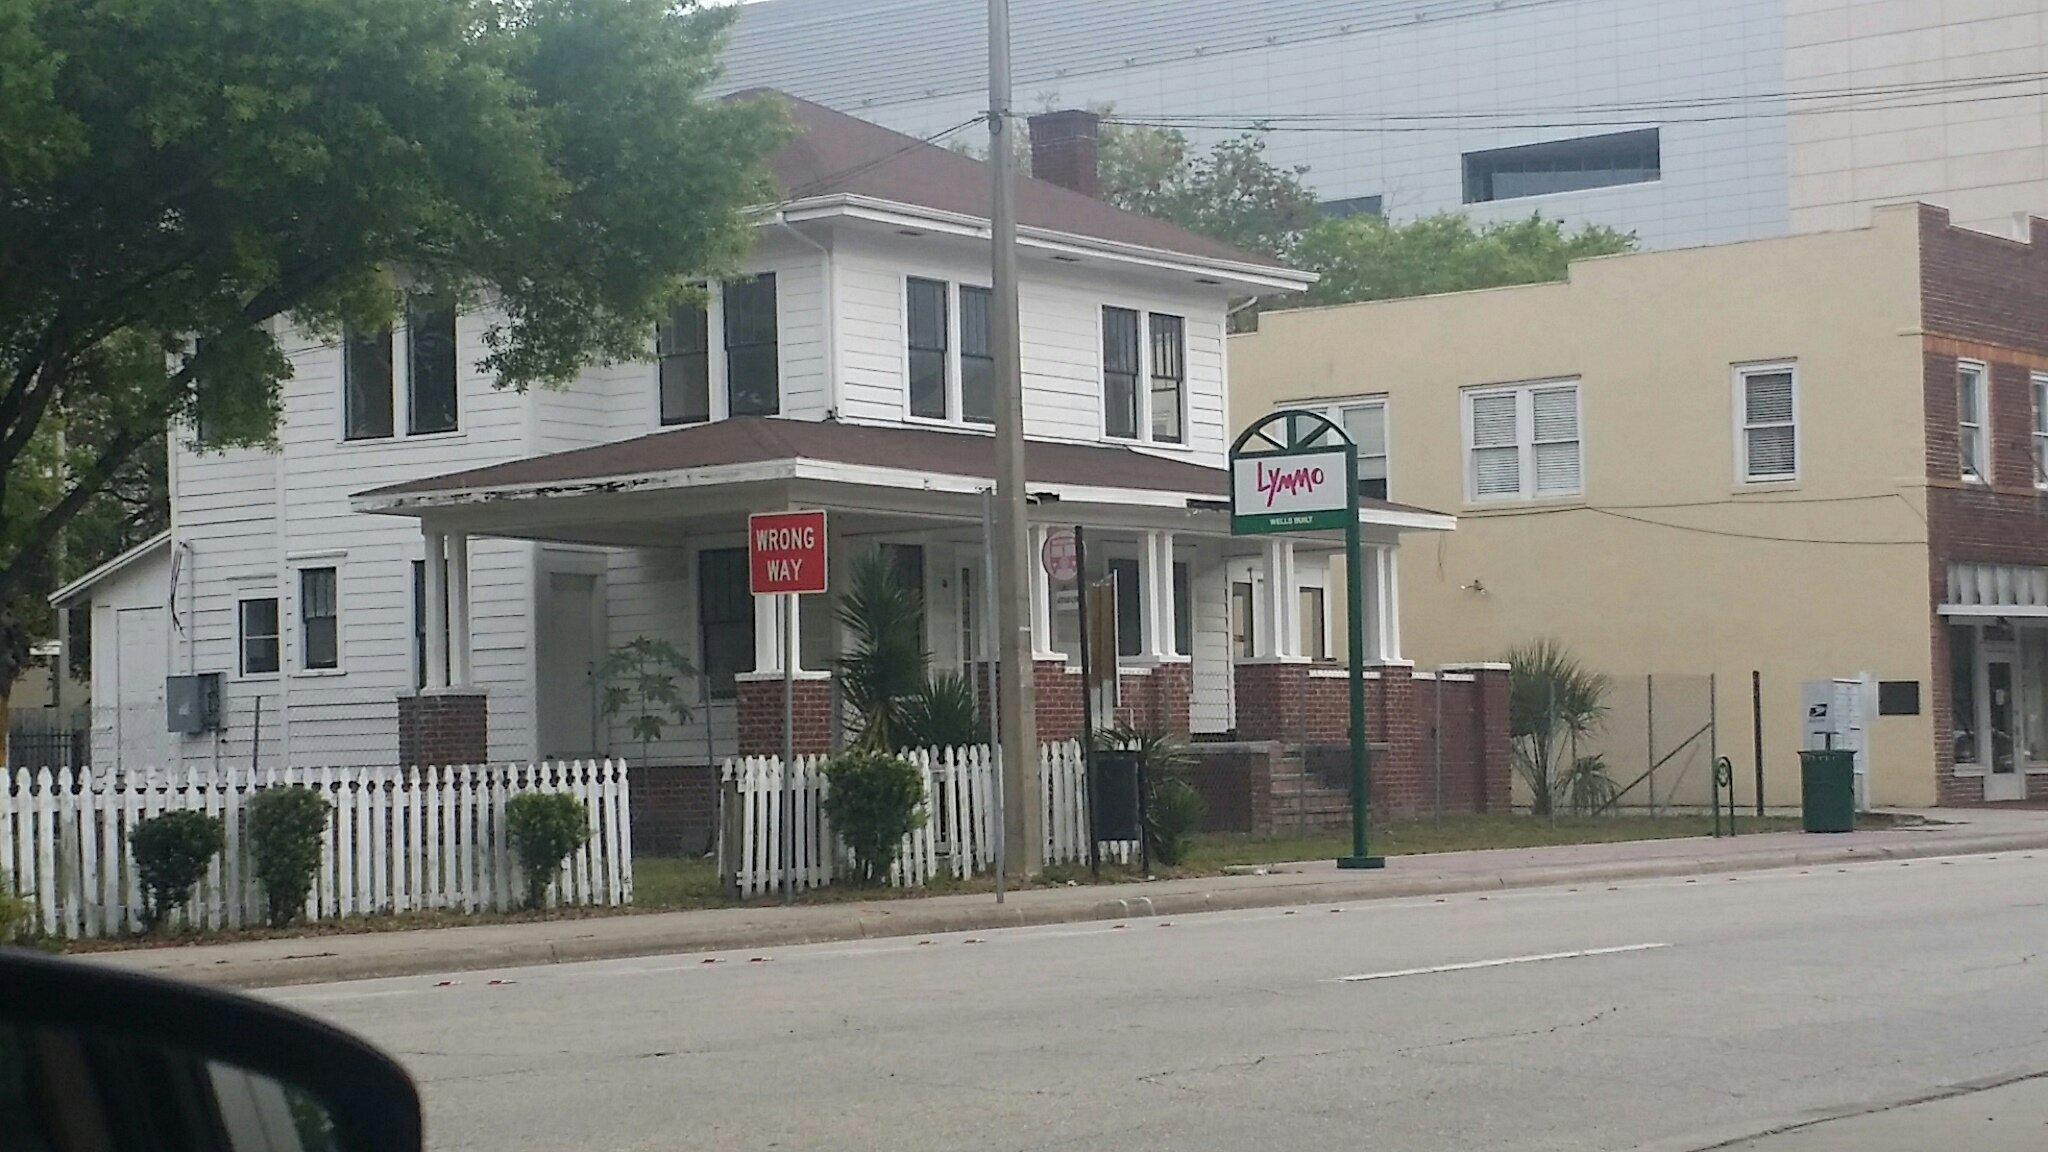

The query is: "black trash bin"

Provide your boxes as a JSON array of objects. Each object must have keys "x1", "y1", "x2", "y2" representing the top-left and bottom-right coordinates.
[{"x1": 1799, "y1": 749, "x2": 1856, "y2": 833}]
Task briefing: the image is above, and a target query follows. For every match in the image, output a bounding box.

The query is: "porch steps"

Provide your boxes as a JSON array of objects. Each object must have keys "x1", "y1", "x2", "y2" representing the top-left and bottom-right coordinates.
[{"x1": 1264, "y1": 755, "x2": 1354, "y2": 832}]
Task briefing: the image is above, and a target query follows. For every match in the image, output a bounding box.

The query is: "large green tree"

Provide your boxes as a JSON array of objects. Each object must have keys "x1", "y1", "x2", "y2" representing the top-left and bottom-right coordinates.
[
  {"x1": 1096, "y1": 123, "x2": 1319, "y2": 260},
  {"x1": 0, "y1": 0, "x2": 786, "y2": 715},
  {"x1": 1293, "y1": 211, "x2": 1638, "y2": 306}
]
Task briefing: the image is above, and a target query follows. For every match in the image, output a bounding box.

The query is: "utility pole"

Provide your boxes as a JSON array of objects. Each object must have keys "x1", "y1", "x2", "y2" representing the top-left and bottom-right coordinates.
[{"x1": 989, "y1": 0, "x2": 1042, "y2": 876}]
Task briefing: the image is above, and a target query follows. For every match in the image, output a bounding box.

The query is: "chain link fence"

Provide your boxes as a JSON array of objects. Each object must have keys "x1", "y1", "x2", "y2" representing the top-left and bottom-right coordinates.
[{"x1": 1511, "y1": 670, "x2": 1726, "y2": 816}]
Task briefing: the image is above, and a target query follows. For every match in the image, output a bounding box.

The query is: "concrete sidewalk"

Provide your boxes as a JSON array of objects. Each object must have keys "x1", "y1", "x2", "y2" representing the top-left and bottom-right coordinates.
[{"x1": 81, "y1": 807, "x2": 2048, "y2": 989}]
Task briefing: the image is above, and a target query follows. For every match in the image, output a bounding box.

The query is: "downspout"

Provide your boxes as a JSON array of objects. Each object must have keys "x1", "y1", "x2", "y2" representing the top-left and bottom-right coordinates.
[{"x1": 774, "y1": 213, "x2": 838, "y2": 419}]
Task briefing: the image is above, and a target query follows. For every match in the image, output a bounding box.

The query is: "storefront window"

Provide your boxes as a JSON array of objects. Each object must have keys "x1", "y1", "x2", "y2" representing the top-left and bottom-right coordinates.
[
  {"x1": 2023, "y1": 628, "x2": 2048, "y2": 764},
  {"x1": 1951, "y1": 624, "x2": 1979, "y2": 765}
]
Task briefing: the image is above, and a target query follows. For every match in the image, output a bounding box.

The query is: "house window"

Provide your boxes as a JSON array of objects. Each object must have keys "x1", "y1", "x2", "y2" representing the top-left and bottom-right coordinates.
[
  {"x1": 1102, "y1": 306, "x2": 1141, "y2": 439},
  {"x1": 1109, "y1": 558, "x2": 1141, "y2": 658},
  {"x1": 1230, "y1": 580, "x2": 1255, "y2": 660},
  {"x1": 1149, "y1": 313, "x2": 1185, "y2": 444},
  {"x1": 724, "y1": 273, "x2": 779, "y2": 417},
  {"x1": 657, "y1": 299, "x2": 710, "y2": 426},
  {"x1": 1172, "y1": 560, "x2": 1192, "y2": 657},
  {"x1": 411, "y1": 559, "x2": 449, "y2": 691},
  {"x1": 1339, "y1": 401, "x2": 1390, "y2": 500},
  {"x1": 960, "y1": 286, "x2": 995, "y2": 425},
  {"x1": 907, "y1": 278, "x2": 949, "y2": 420},
  {"x1": 1737, "y1": 364, "x2": 1798, "y2": 482},
  {"x1": 2032, "y1": 374, "x2": 2048, "y2": 487},
  {"x1": 697, "y1": 548, "x2": 753, "y2": 699},
  {"x1": 1299, "y1": 587, "x2": 1327, "y2": 661},
  {"x1": 239, "y1": 598, "x2": 280, "y2": 676},
  {"x1": 1951, "y1": 624, "x2": 1979, "y2": 765},
  {"x1": 342, "y1": 325, "x2": 394, "y2": 440},
  {"x1": 1463, "y1": 128, "x2": 1660, "y2": 203},
  {"x1": 406, "y1": 300, "x2": 459, "y2": 434},
  {"x1": 1959, "y1": 362, "x2": 1988, "y2": 482},
  {"x1": 1466, "y1": 382, "x2": 1581, "y2": 501},
  {"x1": 298, "y1": 567, "x2": 338, "y2": 671}
]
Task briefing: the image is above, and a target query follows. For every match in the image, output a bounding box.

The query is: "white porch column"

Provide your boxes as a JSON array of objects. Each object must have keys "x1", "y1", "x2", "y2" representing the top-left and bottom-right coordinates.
[
  {"x1": 422, "y1": 527, "x2": 448, "y2": 689},
  {"x1": 447, "y1": 532, "x2": 472, "y2": 687},
  {"x1": 1029, "y1": 524, "x2": 1058, "y2": 659},
  {"x1": 1377, "y1": 545, "x2": 1404, "y2": 663},
  {"x1": 753, "y1": 591, "x2": 800, "y2": 674},
  {"x1": 1260, "y1": 539, "x2": 1299, "y2": 659},
  {"x1": 1139, "y1": 530, "x2": 1173, "y2": 660}
]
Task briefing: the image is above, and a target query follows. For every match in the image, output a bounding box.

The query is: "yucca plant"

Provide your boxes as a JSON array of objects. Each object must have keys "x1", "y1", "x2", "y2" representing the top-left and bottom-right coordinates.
[
  {"x1": 1507, "y1": 638, "x2": 1611, "y2": 816},
  {"x1": 834, "y1": 551, "x2": 928, "y2": 752},
  {"x1": 899, "y1": 671, "x2": 988, "y2": 749}
]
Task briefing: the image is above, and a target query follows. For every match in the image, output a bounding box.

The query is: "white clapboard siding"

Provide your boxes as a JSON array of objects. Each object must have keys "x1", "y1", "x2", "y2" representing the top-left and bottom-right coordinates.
[
  {"x1": 721, "y1": 742, "x2": 1135, "y2": 896},
  {"x1": 1, "y1": 760, "x2": 633, "y2": 939}
]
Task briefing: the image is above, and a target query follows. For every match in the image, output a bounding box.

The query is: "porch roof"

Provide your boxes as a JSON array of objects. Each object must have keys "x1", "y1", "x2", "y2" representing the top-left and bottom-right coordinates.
[{"x1": 351, "y1": 417, "x2": 1453, "y2": 531}]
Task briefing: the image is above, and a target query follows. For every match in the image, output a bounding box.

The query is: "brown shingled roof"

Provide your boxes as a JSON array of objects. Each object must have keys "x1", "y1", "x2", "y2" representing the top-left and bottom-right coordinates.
[
  {"x1": 737, "y1": 89, "x2": 1290, "y2": 271},
  {"x1": 356, "y1": 417, "x2": 1441, "y2": 523}
]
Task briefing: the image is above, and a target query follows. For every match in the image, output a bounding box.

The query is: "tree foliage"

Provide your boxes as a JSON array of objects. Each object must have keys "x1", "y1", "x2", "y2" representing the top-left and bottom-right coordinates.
[
  {"x1": 0, "y1": 0, "x2": 786, "y2": 701},
  {"x1": 833, "y1": 551, "x2": 928, "y2": 752},
  {"x1": 245, "y1": 786, "x2": 331, "y2": 927},
  {"x1": 1294, "y1": 212, "x2": 1638, "y2": 307},
  {"x1": 820, "y1": 750, "x2": 925, "y2": 886},
  {"x1": 130, "y1": 809, "x2": 225, "y2": 932},
  {"x1": 1097, "y1": 123, "x2": 1319, "y2": 260},
  {"x1": 599, "y1": 636, "x2": 697, "y2": 760}
]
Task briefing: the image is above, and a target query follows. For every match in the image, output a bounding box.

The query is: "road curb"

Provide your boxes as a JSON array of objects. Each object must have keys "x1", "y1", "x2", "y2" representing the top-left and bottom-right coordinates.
[{"x1": 82, "y1": 831, "x2": 2048, "y2": 990}]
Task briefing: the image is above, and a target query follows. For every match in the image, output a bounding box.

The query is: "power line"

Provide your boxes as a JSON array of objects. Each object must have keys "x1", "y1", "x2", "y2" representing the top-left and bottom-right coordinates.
[
  {"x1": 1458, "y1": 496, "x2": 1926, "y2": 546},
  {"x1": 773, "y1": 112, "x2": 990, "y2": 206}
]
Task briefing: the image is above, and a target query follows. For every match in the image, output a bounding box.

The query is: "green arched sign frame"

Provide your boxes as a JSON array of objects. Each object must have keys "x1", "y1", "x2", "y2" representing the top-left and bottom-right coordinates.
[{"x1": 1229, "y1": 409, "x2": 1383, "y2": 869}]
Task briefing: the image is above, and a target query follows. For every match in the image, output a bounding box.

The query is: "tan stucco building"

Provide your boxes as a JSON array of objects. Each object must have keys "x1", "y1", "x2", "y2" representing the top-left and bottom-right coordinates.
[{"x1": 1233, "y1": 204, "x2": 2048, "y2": 810}]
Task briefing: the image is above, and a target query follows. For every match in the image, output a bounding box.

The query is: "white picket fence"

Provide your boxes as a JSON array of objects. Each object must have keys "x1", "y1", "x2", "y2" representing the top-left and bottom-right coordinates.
[
  {"x1": 2, "y1": 760, "x2": 633, "y2": 939},
  {"x1": 721, "y1": 741, "x2": 1136, "y2": 898}
]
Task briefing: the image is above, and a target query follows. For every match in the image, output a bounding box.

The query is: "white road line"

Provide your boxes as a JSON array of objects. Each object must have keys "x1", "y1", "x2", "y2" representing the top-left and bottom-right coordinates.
[{"x1": 1337, "y1": 942, "x2": 1671, "y2": 983}]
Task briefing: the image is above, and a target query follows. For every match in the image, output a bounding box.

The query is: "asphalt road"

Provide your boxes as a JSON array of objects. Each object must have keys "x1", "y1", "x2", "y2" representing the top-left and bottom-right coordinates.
[{"x1": 271, "y1": 850, "x2": 2048, "y2": 1152}]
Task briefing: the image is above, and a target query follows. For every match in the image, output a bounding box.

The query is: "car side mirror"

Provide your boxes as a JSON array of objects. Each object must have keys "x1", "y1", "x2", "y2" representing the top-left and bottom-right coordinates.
[{"x1": 0, "y1": 949, "x2": 421, "y2": 1151}]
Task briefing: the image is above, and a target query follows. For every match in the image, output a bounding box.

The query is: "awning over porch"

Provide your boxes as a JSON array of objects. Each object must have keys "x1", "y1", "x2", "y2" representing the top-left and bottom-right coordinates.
[{"x1": 352, "y1": 415, "x2": 1452, "y2": 535}]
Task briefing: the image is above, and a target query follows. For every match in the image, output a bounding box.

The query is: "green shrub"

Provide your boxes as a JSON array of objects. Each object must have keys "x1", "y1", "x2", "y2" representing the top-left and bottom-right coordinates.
[
  {"x1": 246, "y1": 787, "x2": 331, "y2": 928},
  {"x1": 821, "y1": 751, "x2": 925, "y2": 886},
  {"x1": 1145, "y1": 778, "x2": 1206, "y2": 868},
  {"x1": 506, "y1": 793, "x2": 592, "y2": 911},
  {"x1": 0, "y1": 873, "x2": 30, "y2": 943},
  {"x1": 130, "y1": 810, "x2": 226, "y2": 932},
  {"x1": 898, "y1": 672, "x2": 988, "y2": 749}
]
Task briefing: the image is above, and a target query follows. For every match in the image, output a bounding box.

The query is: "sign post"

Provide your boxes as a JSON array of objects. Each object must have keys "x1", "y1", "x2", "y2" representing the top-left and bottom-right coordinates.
[
  {"x1": 1229, "y1": 413, "x2": 1383, "y2": 870},
  {"x1": 749, "y1": 510, "x2": 829, "y2": 903}
]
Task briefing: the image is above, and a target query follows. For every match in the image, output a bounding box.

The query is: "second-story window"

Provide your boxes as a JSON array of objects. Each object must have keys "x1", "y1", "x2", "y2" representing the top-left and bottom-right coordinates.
[
  {"x1": 2033, "y1": 373, "x2": 2048, "y2": 488},
  {"x1": 299, "y1": 566, "x2": 339, "y2": 672},
  {"x1": 1737, "y1": 364, "x2": 1798, "y2": 483},
  {"x1": 1149, "y1": 313, "x2": 1185, "y2": 444},
  {"x1": 724, "y1": 273, "x2": 779, "y2": 417},
  {"x1": 1466, "y1": 381, "x2": 1581, "y2": 501},
  {"x1": 657, "y1": 300, "x2": 710, "y2": 425},
  {"x1": 907, "y1": 278, "x2": 949, "y2": 420},
  {"x1": 1339, "y1": 401, "x2": 1389, "y2": 500},
  {"x1": 1102, "y1": 306, "x2": 1141, "y2": 439},
  {"x1": 406, "y1": 300, "x2": 459, "y2": 435},
  {"x1": 343, "y1": 325, "x2": 394, "y2": 440},
  {"x1": 1959, "y1": 361, "x2": 1988, "y2": 483},
  {"x1": 960, "y1": 285, "x2": 995, "y2": 425},
  {"x1": 239, "y1": 598, "x2": 279, "y2": 676}
]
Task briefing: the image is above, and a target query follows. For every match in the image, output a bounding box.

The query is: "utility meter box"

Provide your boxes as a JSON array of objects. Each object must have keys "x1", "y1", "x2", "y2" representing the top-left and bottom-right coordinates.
[{"x1": 166, "y1": 673, "x2": 223, "y2": 733}]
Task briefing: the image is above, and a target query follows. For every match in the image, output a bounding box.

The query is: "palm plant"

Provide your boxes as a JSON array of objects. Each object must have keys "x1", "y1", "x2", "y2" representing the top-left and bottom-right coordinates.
[
  {"x1": 834, "y1": 551, "x2": 928, "y2": 752},
  {"x1": 1506, "y1": 638, "x2": 1611, "y2": 816},
  {"x1": 899, "y1": 671, "x2": 988, "y2": 749}
]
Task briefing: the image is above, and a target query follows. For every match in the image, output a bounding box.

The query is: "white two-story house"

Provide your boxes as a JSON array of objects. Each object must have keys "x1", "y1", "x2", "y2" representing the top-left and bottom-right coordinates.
[{"x1": 55, "y1": 94, "x2": 1451, "y2": 776}]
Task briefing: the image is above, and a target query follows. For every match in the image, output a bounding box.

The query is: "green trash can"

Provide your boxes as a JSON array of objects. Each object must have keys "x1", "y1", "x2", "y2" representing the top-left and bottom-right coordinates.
[{"x1": 1799, "y1": 749, "x2": 1856, "y2": 833}]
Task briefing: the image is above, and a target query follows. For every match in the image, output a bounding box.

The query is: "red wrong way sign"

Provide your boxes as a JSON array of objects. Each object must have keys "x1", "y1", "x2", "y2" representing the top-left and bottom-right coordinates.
[{"x1": 749, "y1": 510, "x2": 828, "y2": 595}]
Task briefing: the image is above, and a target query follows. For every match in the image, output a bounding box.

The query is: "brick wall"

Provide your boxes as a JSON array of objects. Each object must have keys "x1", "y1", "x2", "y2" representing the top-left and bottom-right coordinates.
[
  {"x1": 969, "y1": 660, "x2": 1193, "y2": 741},
  {"x1": 1179, "y1": 746, "x2": 1274, "y2": 833},
  {"x1": 735, "y1": 675, "x2": 834, "y2": 757},
  {"x1": 397, "y1": 692, "x2": 488, "y2": 767},
  {"x1": 627, "y1": 763, "x2": 719, "y2": 855},
  {"x1": 1919, "y1": 205, "x2": 2048, "y2": 804}
]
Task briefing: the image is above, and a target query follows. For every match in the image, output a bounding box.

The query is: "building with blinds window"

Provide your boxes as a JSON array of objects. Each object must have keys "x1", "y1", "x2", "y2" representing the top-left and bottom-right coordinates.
[{"x1": 1233, "y1": 202, "x2": 2048, "y2": 809}]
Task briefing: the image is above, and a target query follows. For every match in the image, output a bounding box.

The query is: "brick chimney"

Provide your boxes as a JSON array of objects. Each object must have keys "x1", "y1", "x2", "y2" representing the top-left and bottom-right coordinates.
[{"x1": 1028, "y1": 109, "x2": 1102, "y2": 198}]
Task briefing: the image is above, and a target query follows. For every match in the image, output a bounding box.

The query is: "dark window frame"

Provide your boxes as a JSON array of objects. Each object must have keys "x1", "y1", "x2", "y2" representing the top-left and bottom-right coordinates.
[
  {"x1": 1462, "y1": 128, "x2": 1661, "y2": 204},
  {"x1": 1102, "y1": 306, "x2": 1141, "y2": 440},
  {"x1": 906, "y1": 277, "x2": 950, "y2": 420},
  {"x1": 959, "y1": 285, "x2": 995, "y2": 426},
  {"x1": 405, "y1": 300, "x2": 459, "y2": 435},
  {"x1": 298, "y1": 567, "x2": 339, "y2": 672},
  {"x1": 1171, "y1": 560, "x2": 1192, "y2": 657},
  {"x1": 1109, "y1": 558, "x2": 1141, "y2": 659},
  {"x1": 238, "y1": 597, "x2": 280, "y2": 677},
  {"x1": 697, "y1": 548, "x2": 754, "y2": 699},
  {"x1": 657, "y1": 297, "x2": 711, "y2": 426},
  {"x1": 342, "y1": 325, "x2": 395, "y2": 441},
  {"x1": 1148, "y1": 313, "x2": 1185, "y2": 444},
  {"x1": 723, "y1": 273, "x2": 779, "y2": 417}
]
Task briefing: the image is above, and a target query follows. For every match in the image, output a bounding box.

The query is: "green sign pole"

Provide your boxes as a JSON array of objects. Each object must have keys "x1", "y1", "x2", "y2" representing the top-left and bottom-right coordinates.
[
  {"x1": 1228, "y1": 411, "x2": 1381, "y2": 870},
  {"x1": 1337, "y1": 440, "x2": 1382, "y2": 869}
]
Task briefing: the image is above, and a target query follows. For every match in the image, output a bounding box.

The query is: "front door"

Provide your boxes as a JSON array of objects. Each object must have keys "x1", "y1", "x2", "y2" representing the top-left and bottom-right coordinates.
[
  {"x1": 113, "y1": 607, "x2": 169, "y2": 770},
  {"x1": 538, "y1": 573, "x2": 601, "y2": 758},
  {"x1": 1985, "y1": 648, "x2": 2026, "y2": 801}
]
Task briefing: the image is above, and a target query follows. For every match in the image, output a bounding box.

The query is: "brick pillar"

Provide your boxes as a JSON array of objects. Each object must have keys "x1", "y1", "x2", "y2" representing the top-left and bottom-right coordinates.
[
  {"x1": 735, "y1": 673, "x2": 834, "y2": 757},
  {"x1": 1034, "y1": 660, "x2": 1085, "y2": 741},
  {"x1": 1371, "y1": 665, "x2": 1422, "y2": 816},
  {"x1": 398, "y1": 692, "x2": 488, "y2": 767},
  {"x1": 1143, "y1": 661, "x2": 1193, "y2": 737},
  {"x1": 1233, "y1": 661, "x2": 1310, "y2": 741},
  {"x1": 1447, "y1": 663, "x2": 1513, "y2": 813}
]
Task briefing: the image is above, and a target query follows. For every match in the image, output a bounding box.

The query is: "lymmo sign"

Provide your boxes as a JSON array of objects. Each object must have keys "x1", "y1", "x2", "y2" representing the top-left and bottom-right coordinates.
[{"x1": 1230, "y1": 448, "x2": 1353, "y2": 535}]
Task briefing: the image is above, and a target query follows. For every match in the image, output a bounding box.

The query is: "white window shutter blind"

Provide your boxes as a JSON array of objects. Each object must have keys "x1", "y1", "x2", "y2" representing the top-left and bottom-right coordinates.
[
  {"x1": 1745, "y1": 373, "x2": 1794, "y2": 424},
  {"x1": 1743, "y1": 371, "x2": 1797, "y2": 479},
  {"x1": 1469, "y1": 392, "x2": 1522, "y2": 496},
  {"x1": 1530, "y1": 386, "x2": 1581, "y2": 495}
]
